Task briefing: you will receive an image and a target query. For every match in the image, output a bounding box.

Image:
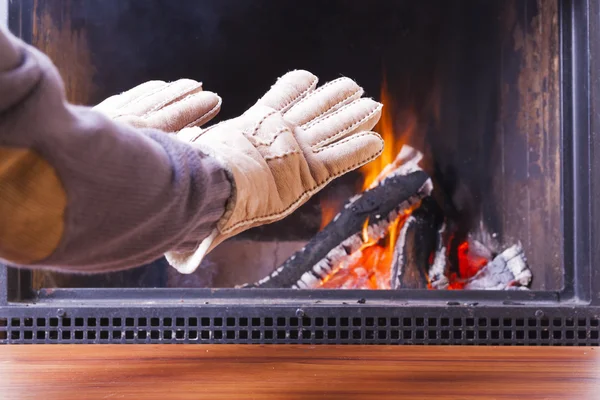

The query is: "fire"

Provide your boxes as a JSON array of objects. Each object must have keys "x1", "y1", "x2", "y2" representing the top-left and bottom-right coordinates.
[
  {"x1": 457, "y1": 242, "x2": 489, "y2": 279},
  {"x1": 317, "y1": 75, "x2": 418, "y2": 290},
  {"x1": 320, "y1": 197, "x2": 341, "y2": 230},
  {"x1": 447, "y1": 242, "x2": 489, "y2": 289},
  {"x1": 316, "y1": 75, "x2": 489, "y2": 290},
  {"x1": 319, "y1": 189, "x2": 350, "y2": 230},
  {"x1": 358, "y1": 76, "x2": 419, "y2": 263},
  {"x1": 361, "y1": 218, "x2": 370, "y2": 243},
  {"x1": 359, "y1": 75, "x2": 417, "y2": 191},
  {"x1": 320, "y1": 245, "x2": 392, "y2": 289}
]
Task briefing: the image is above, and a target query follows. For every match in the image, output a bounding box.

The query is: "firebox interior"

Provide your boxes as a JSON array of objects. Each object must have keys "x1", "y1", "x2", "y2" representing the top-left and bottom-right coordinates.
[{"x1": 15, "y1": 0, "x2": 561, "y2": 291}]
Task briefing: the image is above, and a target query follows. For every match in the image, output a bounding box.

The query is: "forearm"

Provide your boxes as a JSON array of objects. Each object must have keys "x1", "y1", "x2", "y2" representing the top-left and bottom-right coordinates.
[
  {"x1": 0, "y1": 27, "x2": 231, "y2": 273},
  {"x1": 0, "y1": 26, "x2": 20, "y2": 72}
]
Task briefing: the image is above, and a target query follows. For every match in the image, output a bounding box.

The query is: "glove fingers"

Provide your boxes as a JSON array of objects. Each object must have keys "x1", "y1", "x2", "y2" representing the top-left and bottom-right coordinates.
[
  {"x1": 256, "y1": 70, "x2": 318, "y2": 113},
  {"x1": 312, "y1": 131, "x2": 384, "y2": 179},
  {"x1": 116, "y1": 79, "x2": 203, "y2": 118},
  {"x1": 284, "y1": 77, "x2": 364, "y2": 128},
  {"x1": 143, "y1": 91, "x2": 222, "y2": 132},
  {"x1": 94, "y1": 81, "x2": 167, "y2": 115},
  {"x1": 301, "y1": 98, "x2": 382, "y2": 149}
]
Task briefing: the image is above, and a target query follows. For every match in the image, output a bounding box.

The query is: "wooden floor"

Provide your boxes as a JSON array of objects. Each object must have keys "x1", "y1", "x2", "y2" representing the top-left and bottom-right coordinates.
[{"x1": 1, "y1": 345, "x2": 599, "y2": 399}]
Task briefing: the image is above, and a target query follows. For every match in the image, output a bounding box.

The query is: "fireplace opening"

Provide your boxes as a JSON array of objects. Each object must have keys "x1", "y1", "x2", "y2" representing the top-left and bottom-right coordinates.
[{"x1": 17, "y1": 0, "x2": 562, "y2": 292}]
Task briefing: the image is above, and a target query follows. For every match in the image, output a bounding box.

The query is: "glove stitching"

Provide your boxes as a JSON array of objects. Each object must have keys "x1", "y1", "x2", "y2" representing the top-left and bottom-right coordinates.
[
  {"x1": 284, "y1": 77, "x2": 346, "y2": 116},
  {"x1": 303, "y1": 97, "x2": 372, "y2": 134},
  {"x1": 249, "y1": 126, "x2": 291, "y2": 146},
  {"x1": 183, "y1": 95, "x2": 222, "y2": 128},
  {"x1": 278, "y1": 75, "x2": 319, "y2": 113},
  {"x1": 299, "y1": 87, "x2": 363, "y2": 131},
  {"x1": 263, "y1": 149, "x2": 301, "y2": 161},
  {"x1": 314, "y1": 131, "x2": 380, "y2": 153},
  {"x1": 141, "y1": 90, "x2": 217, "y2": 125},
  {"x1": 198, "y1": 74, "x2": 317, "y2": 138},
  {"x1": 312, "y1": 102, "x2": 383, "y2": 149},
  {"x1": 301, "y1": 89, "x2": 368, "y2": 130},
  {"x1": 141, "y1": 90, "x2": 206, "y2": 118},
  {"x1": 141, "y1": 82, "x2": 203, "y2": 118},
  {"x1": 245, "y1": 109, "x2": 278, "y2": 136},
  {"x1": 111, "y1": 81, "x2": 174, "y2": 114},
  {"x1": 221, "y1": 138, "x2": 383, "y2": 234}
]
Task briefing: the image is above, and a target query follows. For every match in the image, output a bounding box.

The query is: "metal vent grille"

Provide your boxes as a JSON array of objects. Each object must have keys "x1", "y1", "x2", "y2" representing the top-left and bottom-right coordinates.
[{"x1": 2, "y1": 311, "x2": 599, "y2": 345}]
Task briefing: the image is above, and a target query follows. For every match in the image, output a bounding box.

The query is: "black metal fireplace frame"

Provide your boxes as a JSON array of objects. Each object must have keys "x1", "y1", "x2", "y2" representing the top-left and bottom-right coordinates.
[{"x1": 1, "y1": 0, "x2": 600, "y2": 345}]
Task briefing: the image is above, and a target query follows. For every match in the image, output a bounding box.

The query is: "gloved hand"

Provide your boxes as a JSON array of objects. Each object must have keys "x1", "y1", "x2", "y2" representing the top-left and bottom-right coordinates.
[
  {"x1": 94, "y1": 79, "x2": 221, "y2": 132},
  {"x1": 166, "y1": 70, "x2": 384, "y2": 274}
]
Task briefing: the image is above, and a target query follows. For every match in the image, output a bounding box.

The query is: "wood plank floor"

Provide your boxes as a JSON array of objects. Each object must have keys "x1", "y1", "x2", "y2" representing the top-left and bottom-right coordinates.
[{"x1": 1, "y1": 345, "x2": 599, "y2": 399}]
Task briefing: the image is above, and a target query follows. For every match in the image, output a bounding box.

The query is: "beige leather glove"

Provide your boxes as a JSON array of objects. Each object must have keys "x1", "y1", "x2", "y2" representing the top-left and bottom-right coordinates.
[
  {"x1": 166, "y1": 70, "x2": 384, "y2": 274},
  {"x1": 94, "y1": 79, "x2": 221, "y2": 132}
]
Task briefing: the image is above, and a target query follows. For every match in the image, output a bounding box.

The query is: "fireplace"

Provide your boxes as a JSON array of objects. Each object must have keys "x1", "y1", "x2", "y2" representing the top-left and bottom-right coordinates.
[{"x1": 2, "y1": 0, "x2": 600, "y2": 345}]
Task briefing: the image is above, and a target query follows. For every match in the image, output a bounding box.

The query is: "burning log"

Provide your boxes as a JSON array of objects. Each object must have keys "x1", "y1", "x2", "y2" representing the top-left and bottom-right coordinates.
[
  {"x1": 463, "y1": 243, "x2": 532, "y2": 290},
  {"x1": 391, "y1": 197, "x2": 444, "y2": 289},
  {"x1": 241, "y1": 142, "x2": 533, "y2": 291},
  {"x1": 243, "y1": 146, "x2": 433, "y2": 289}
]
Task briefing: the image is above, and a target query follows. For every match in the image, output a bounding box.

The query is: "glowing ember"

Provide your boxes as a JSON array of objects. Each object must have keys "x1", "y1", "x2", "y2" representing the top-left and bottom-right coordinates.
[
  {"x1": 457, "y1": 242, "x2": 489, "y2": 279},
  {"x1": 445, "y1": 242, "x2": 490, "y2": 290}
]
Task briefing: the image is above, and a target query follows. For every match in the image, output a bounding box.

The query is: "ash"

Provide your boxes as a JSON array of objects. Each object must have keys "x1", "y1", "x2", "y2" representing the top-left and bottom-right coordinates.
[{"x1": 464, "y1": 243, "x2": 532, "y2": 290}]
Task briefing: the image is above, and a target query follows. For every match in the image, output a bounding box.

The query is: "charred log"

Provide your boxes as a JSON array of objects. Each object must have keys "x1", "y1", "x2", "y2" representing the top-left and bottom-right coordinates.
[
  {"x1": 244, "y1": 170, "x2": 432, "y2": 288},
  {"x1": 391, "y1": 197, "x2": 444, "y2": 289}
]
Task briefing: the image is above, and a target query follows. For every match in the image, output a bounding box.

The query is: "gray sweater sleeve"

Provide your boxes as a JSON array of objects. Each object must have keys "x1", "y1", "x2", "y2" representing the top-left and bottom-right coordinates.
[{"x1": 0, "y1": 27, "x2": 231, "y2": 273}]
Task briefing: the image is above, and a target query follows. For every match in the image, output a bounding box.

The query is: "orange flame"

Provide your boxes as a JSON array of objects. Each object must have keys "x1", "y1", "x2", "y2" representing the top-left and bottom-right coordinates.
[
  {"x1": 360, "y1": 76, "x2": 396, "y2": 190},
  {"x1": 361, "y1": 218, "x2": 371, "y2": 244},
  {"x1": 356, "y1": 75, "x2": 420, "y2": 264},
  {"x1": 319, "y1": 199, "x2": 340, "y2": 230},
  {"x1": 320, "y1": 245, "x2": 392, "y2": 289},
  {"x1": 359, "y1": 75, "x2": 417, "y2": 191}
]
